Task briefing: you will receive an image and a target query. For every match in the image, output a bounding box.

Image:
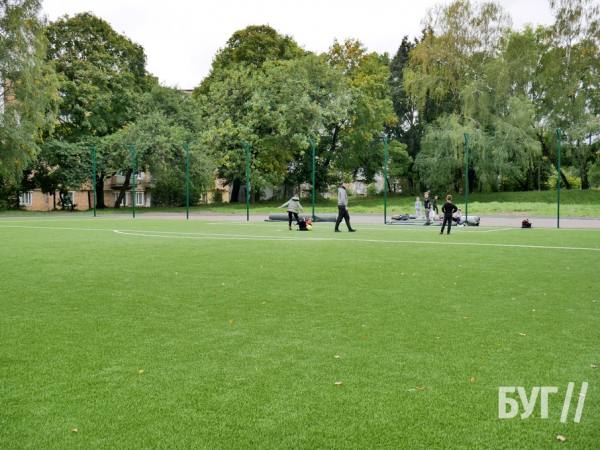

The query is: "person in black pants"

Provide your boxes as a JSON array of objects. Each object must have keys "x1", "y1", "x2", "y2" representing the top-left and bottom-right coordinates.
[
  {"x1": 440, "y1": 194, "x2": 458, "y2": 235},
  {"x1": 433, "y1": 195, "x2": 439, "y2": 214},
  {"x1": 335, "y1": 181, "x2": 356, "y2": 232}
]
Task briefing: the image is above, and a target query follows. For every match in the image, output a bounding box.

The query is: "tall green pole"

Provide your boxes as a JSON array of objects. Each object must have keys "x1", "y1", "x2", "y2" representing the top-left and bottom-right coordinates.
[
  {"x1": 88, "y1": 147, "x2": 97, "y2": 217},
  {"x1": 181, "y1": 144, "x2": 190, "y2": 220},
  {"x1": 464, "y1": 133, "x2": 469, "y2": 222},
  {"x1": 383, "y1": 136, "x2": 388, "y2": 224},
  {"x1": 308, "y1": 138, "x2": 316, "y2": 220},
  {"x1": 127, "y1": 145, "x2": 136, "y2": 219},
  {"x1": 242, "y1": 142, "x2": 250, "y2": 222},
  {"x1": 556, "y1": 129, "x2": 561, "y2": 229}
]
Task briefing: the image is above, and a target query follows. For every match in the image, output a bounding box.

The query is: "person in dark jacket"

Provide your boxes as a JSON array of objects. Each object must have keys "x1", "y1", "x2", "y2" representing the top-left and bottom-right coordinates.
[
  {"x1": 440, "y1": 195, "x2": 458, "y2": 235},
  {"x1": 433, "y1": 195, "x2": 439, "y2": 214}
]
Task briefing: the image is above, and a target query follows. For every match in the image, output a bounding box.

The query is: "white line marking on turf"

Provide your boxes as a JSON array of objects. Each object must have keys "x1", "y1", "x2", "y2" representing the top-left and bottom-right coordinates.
[
  {"x1": 112, "y1": 230, "x2": 600, "y2": 251},
  {"x1": 207, "y1": 222, "x2": 515, "y2": 232},
  {"x1": 1, "y1": 223, "x2": 597, "y2": 251}
]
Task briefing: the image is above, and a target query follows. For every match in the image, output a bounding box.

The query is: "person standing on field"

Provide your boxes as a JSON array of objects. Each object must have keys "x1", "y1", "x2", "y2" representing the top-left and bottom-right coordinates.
[
  {"x1": 415, "y1": 196, "x2": 422, "y2": 218},
  {"x1": 278, "y1": 195, "x2": 304, "y2": 230},
  {"x1": 335, "y1": 181, "x2": 356, "y2": 232},
  {"x1": 423, "y1": 192, "x2": 432, "y2": 225},
  {"x1": 440, "y1": 195, "x2": 458, "y2": 235}
]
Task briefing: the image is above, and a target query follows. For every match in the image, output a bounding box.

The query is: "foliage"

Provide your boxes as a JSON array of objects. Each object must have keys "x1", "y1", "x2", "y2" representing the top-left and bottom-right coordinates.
[
  {"x1": 196, "y1": 28, "x2": 352, "y2": 200},
  {"x1": 196, "y1": 25, "x2": 304, "y2": 96},
  {"x1": 45, "y1": 12, "x2": 151, "y2": 142},
  {"x1": 108, "y1": 85, "x2": 214, "y2": 206},
  {"x1": 0, "y1": 0, "x2": 59, "y2": 184},
  {"x1": 29, "y1": 140, "x2": 91, "y2": 210},
  {"x1": 314, "y1": 39, "x2": 396, "y2": 187}
]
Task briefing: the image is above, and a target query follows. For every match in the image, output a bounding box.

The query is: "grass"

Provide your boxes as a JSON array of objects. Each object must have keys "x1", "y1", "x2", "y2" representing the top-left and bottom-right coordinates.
[{"x1": 0, "y1": 217, "x2": 599, "y2": 449}]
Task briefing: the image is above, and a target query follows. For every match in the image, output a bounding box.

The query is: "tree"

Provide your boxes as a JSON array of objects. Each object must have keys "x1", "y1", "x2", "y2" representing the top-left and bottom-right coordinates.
[
  {"x1": 389, "y1": 36, "x2": 421, "y2": 159},
  {"x1": 108, "y1": 85, "x2": 214, "y2": 207},
  {"x1": 323, "y1": 39, "x2": 396, "y2": 185},
  {"x1": 540, "y1": 0, "x2": 600, "y2": 189},
  {"x1": 0, "y1": 0, "x2": 58, "y2": 186},
  {"x1": 30, "y1": 141, "x2": 90, "y2": 210},
  {"x1": 44, "y1": 12, "x2": 153, "y2": 207},
  {"x1": 195, "y1": 26, "x2": 352, "y2": 201},
  {"x1": 196, "y1": 25, "x2": 304, "y2": 95},
  {"x1": 406, "y1": 1, "x2": 557, "y2": 192},
  {"x1": 405, "y1": 0, "x2": 512, "y2": 116}
]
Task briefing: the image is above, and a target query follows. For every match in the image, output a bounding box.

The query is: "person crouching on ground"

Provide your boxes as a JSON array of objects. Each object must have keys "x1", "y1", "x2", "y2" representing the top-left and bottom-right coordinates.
[
  {"x1": 440, "y1": 195, "x2": 458, "y2": 235},
  {"x1": 335, "y1": 181, "x2": 356, "y2": 232},
  {"x1": 297, "y1": 217, "x2": 313, "y2": 231},
  {"x1": 278, "y1": 195, "x2": 304, "y2": 230},
  {"x1": 453, "y1": 208, "x2": 462, "y2": 225}
]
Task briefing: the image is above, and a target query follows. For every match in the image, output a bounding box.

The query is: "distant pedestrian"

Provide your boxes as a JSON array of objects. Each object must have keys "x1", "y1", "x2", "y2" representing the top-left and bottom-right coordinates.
[
  {"x1": 335, "y1": 181, "x2": 356, "y2": 232},
  {"x1": 415, "y1": 196, "x2": 422, "y2": 218},
  {"x1": 278, "y1": 195, "x2": 304, "y2": 230},
  {"x1": 433, "y1": 195, "x2": 439, "y2": 214},
  {"x1": 440, "y1": 195, "x2": 458, "y2": 235},
  {"x1": 424, "y1": 192, "x2": 432, "y2": 225}
]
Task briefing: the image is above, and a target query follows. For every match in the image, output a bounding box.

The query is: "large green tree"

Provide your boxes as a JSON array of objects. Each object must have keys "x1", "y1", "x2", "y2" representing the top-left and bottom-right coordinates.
[
  {"x1": 108, "y1": 85, "x2": 214, "y2": 207},
  {"x1": 195, "y1": 26, "x2": 350, "y2": 201},
  {"x1": 323, "y1": 38, "x2": 396, "y2": 185},
  {"x1": 197, "y1": 53, "x2": 350, "y2": 201},
  {"x1": 0, "y1": 0, "x2": 58, "y2": 187},
  {"x1": 538, "y1": 0, "x2": 600, "y2": 189},
  {"x1": 44, "y1": 12, "x2": 153, "y2": 207}
]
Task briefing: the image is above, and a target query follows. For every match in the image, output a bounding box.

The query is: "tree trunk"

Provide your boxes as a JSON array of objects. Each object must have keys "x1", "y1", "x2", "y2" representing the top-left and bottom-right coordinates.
[
  {"x1": 230, "y1": 179, "x2": 240, "y2": 203},
  {"x1": 581, "y1": 168, "x2": 589, "y2": 189},
  {"x1": 537, "y1": 133, "x2": 572, "y2": 189},
  {"x1": 114, "y1": 169, "x2": 133, "y2": 208},
  {"x1": 96, "y1": 171, "x2": 106, "y2": 209},
  {"x1": 538, "y1": 154, "x2": 541, "y2": 191}
]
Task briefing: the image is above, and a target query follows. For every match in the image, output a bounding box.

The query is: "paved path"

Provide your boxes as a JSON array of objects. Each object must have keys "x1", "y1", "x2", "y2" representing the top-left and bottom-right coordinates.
[
  {"x1": 2, "y1": 212, "x2": 598, "y2": 229},
  {"x1": 124, "y1": 212, "x2": 600, "y2": 229}
]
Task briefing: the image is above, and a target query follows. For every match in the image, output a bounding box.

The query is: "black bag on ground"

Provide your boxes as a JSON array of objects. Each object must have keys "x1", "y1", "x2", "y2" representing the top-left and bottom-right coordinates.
[{"x1": 522, "y1": 219, "x2": 532, "y2": 228}]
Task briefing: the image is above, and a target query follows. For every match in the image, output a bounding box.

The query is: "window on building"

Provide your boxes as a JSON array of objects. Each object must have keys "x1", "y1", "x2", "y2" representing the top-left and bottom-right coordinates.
[
  {"x1": 137, "y1": 171, "x2": 145, "y2": 180},
  {"x1": 19, "y1": 191, "x2": 33, "y2": 205},
  {"x1": 115, "y1": 192, "x2": 128, "y2": 206},
  {"x1": 136, "y1": 192, "x2": 144, "y2": 206},
  {"x1": 58, "y1": 191, "x2": 75, "y2": 207}
]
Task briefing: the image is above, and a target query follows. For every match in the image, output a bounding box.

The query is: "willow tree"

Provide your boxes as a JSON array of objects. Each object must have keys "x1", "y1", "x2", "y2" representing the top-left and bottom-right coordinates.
[{"x1": 0, "y1": 0, "x2": 58, "y2": 186}]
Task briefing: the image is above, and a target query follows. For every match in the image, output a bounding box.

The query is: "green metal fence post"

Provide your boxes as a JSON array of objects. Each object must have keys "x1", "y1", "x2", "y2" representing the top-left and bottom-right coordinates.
[
  {"x1": 88, "y1": 146, "x2": 97, "y2": 217},
  {"x1": 382, "y1": 137, "x2": 388, "y2": 224},
  {"x1": 556, "y1": 129, "x2": 561, "y2": 229},
  {"x1": 127, "y1": 145, "x2": 136, "y2": 219},
  {"x1": 308, "y1": 139, "x2": 316, "y2": 220},
  {"x1": 464, "y1": 133, "x2": 469, "y2": 222},
  {"x1": 242, "y1": 142, "x2": 250, "y2": 222},
  {"x1": 181, "y1": 144, "x2": 190, "y2": 219}
]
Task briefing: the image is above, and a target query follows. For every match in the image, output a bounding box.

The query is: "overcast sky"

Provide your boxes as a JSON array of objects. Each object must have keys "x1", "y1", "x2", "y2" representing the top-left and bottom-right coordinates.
[{"x1": 41, "y1": 0, "x2": 556, "y2": 89}]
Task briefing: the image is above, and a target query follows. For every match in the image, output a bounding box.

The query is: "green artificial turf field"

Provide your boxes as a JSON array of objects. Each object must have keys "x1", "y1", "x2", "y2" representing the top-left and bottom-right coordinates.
[{"x1": 0, "y1": 217, "x2": 598, "y2": 449}]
